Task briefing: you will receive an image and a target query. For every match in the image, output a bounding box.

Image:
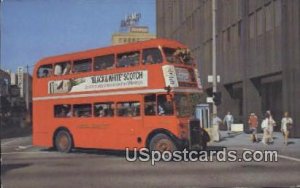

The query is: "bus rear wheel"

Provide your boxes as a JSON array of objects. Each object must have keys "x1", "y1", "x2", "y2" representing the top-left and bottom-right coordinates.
[
  {"x1": 55, "y1": 130, "x2": 73, "y2": 153},
  {"x1": 149, "y1": 133, "x2": 177, "y2": 152}
]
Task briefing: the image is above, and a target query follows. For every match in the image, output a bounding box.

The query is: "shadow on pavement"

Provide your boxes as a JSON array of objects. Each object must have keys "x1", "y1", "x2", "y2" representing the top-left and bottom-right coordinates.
[
  {"x1": 1, "y1": 125, "x2": 32, "y2": 140},
  {"x1": 1, "y1": 163, "x2": 32, "y2": 175},
  {"x1": 219, "y1": 132, "x2": 243, "y2": 142}
]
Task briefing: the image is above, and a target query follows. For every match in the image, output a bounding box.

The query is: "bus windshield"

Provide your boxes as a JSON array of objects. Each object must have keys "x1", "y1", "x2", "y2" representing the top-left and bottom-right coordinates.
[
  {"x1": 163, "y1": 47, "x2": 194, "y2": 65},
  {"x1": 175, "y1": 93, "x2": 201, "y2": 117}
]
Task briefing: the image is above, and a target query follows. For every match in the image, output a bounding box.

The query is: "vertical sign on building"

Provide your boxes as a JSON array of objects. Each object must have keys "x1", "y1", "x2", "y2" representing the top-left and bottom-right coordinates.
[{"x1": 17, "y1": 66, "x2": 24, "y2": 97}]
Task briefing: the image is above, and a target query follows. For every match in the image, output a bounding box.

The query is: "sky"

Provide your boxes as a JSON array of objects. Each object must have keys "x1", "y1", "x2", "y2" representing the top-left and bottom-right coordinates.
[{"x1": 0, "y1": 0, "x2": 156, "y2": 74}]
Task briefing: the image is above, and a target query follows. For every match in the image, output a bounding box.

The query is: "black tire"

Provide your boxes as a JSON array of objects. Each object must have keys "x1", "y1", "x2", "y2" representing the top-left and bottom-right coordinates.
[
  {"x1": 55, "y1": 130, "x2": 73, "y2": 153},
  {"x1": 149, "y1": 133, "x2": 178, "y2": 152}
]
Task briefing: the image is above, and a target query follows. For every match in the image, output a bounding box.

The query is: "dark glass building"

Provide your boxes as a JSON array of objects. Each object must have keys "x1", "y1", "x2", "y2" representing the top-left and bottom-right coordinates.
[{"x1": 156, "y1": 0, "x2": 300, "y2": 137}]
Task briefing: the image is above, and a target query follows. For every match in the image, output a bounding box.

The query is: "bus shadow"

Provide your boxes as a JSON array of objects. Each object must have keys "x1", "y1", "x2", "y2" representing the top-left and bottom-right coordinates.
[
  {"x1": 74, "y1": 148, "x2": 127, "y2": 157},
  {"x1": 1, "y1": 163, "x2": 32, "y2": 175}
]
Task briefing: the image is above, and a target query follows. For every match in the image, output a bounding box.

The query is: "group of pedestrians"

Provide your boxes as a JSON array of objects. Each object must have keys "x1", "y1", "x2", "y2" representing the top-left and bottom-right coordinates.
[
  {"x1": 248, "y1": 110, "x2": 293, "y2": 145},
  {"x1": 213, "y1": 111, "x2": 294, "y2": 145}
]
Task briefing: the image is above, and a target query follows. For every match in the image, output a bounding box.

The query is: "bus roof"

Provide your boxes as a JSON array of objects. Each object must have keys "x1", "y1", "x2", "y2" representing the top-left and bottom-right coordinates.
[{"x1": 35, "y1": 38, "x2": 186, "y2": 68}]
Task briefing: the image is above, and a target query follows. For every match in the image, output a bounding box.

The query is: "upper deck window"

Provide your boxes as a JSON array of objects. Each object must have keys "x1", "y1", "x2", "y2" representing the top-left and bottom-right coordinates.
[
  {"x1": 73, "y1": 58, "x2": 92, "y2": 73},
  {"x1": 163, "y1": 47, "x2": 193, "y2": 65},
  {"x1": 54, "y1": 61, "x2": 71, "y2": 76},
  {"x1": 37, "y1": 64, "x2": 53, "y2": 78},
  {"x1": 117, "y1": 51, "x2": 140, "y2": 67},
  {"x1": 94, "y1": 54, "x2": 114, "y2": 71},
  {"x1": 142, "y1": 48, "x2": 163, "y2": 65}
]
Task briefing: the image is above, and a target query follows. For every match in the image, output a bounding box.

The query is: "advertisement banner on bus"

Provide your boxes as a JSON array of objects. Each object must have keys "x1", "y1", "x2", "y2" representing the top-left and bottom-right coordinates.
[{"x1": 48, "y1": 70, "x2": 148, "y2": 94}]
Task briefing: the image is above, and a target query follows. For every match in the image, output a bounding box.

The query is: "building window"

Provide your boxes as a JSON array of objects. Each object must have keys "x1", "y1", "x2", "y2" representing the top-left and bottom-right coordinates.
[
  {"x1": 265, "y1": 3, "x2": 273, "y2": 32},
  {"x1": 73, "y1": 59, "x2": 92, "y2": 73},
  {"x1": 117, "y1": 101, "x2": 140, "y2": 117},
  {"x1": 227, "y1": 28, "x2": 231, "y2": 42},
  {"x1": 275, "y1": 0, "x2": 282, "y2": 27},
  {"x1": 94, "y1": 54, "x2": 114, "y2": 71},
  {"x1": 54, "y1": 61, "x2": 71, "y2": 76},
  {"x1": 73, "y1": 104, "x2": 92, "y2": 117},
  {"x1": 257, "y1": 9, "x2": 264, "y2": 36},
  {"x1": 94, "y1": 102, "x2": 114, "y2": 117},
  {"x1": 249, "y1": 13, "x2": 255, "y2": 39},
  {"x1": 37, "y1": 64, "x2": 52, "y2": 78},
  {"x1": 117, "y1": 51, "x2": 140, "y2": 67},
  {"x1": 142, "y1": 48, "x2": 163, "y2": 65},
  {"x1": 54, "y1": 104, "x2": 71, "y2": 118}
]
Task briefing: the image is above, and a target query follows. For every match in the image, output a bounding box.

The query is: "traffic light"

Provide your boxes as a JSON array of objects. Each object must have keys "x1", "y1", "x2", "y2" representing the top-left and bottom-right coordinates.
[{"x1": 213, "y1": 92, "x2": 222, "y2": 106}]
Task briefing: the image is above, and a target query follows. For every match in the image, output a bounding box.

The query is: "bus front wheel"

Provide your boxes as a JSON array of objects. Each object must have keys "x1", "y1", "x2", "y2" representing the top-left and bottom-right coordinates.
[
  {"x1": 55, "y1": 130, "x2": 73, "y2": 153},
  {"x1": 149, "y1": 133, "x2": 177, "y2": 152}
]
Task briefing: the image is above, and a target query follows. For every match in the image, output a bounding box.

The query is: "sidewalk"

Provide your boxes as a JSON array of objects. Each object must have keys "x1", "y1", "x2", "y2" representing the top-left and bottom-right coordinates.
[{"x1": 211, "y1": 131, "x2": 300, "y2": 149}]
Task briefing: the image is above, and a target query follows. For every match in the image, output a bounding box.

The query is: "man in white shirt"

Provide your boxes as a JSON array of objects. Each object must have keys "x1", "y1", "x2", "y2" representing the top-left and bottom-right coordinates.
[
  {"x1": 281, "y1": 112, "x2": 293, "y2": 145},
  {"x1": 223, "y1": 112, "x2": 234, "y2": 133}
]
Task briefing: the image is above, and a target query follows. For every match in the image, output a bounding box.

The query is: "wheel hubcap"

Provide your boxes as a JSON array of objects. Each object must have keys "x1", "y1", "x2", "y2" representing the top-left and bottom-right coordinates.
[
  {"x1": 155, "y1": 139, "x2": 173, "y2": 152},
  {"x1": 58, "y1": 134, "x2": 68, "y2": 150}
]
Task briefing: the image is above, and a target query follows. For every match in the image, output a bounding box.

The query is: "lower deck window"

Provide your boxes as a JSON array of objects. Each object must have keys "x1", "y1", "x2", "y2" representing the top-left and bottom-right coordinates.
[
  {"x1": 73, "y1": 104, "x2": 92, "y2": 117},
  {"x1": 94, "y1": 102, "x2": 114, "y2": 117},
  {"x1": 117, "y1": 101, "x2": 140, "y2": 117},
  {"x1": 54, "y1": 104, "x2": 71, "y2": 118}
]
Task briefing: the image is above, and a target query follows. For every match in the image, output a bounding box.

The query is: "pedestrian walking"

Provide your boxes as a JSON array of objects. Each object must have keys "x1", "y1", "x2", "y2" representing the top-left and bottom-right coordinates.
[
  {"x1": 281, "y1": 112, "x2": 293, "y2": 145},
  {"x1": 261, "y1": 113, "x2": 272, "y2": 145},
  {"x1": 248, "y1": 113, "x2": 258, "y2": 143},
  {"x1": 223, "y1": 112, "x2": 234, "y2": 134},
  {"x1": 212, "y1": 114, "x2": 222, "y2": 142},
  {"x1": 266, "y1": 110, "x2": 276, "y2": 143}
]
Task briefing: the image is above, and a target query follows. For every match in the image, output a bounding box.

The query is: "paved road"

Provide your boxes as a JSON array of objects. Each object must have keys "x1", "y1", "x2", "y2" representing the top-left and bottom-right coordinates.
[{"x1": 1, "y1": 132, "x2": 300, "y2": 187}]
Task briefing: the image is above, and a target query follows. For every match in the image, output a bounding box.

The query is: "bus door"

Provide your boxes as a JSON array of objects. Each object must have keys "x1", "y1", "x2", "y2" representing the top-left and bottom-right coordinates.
[{"x1": 115, "y1": 100, "x2": 143, "y2": 149}]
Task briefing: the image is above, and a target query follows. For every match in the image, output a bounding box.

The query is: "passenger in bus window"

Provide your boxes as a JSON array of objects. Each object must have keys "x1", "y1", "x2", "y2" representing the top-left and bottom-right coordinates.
[
  {"x1": 54, "y1": 64, "x2": 63, "y2": 75},
  {"x1": 145, "y1": 104, "x2": 156, "y2": 115},
  {"x1": 95, "y1": 106, "x2": 105, "y2": 117},
  {"x1": 145, "y1": 55, "x2": 154, "y2": 64},
  {"x1": 63, "y1": 63, "x2": 71, "y2": 75},
  {"x1": 42, "y1": 69, "x2": 50, "y2": 77},
  {"x1": 158, "y1": 104, "x2": 165, "y2": 115}
]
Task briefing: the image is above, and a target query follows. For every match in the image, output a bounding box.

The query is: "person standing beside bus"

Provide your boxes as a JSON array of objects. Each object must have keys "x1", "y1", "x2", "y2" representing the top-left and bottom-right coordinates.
[
  {"x1": 223, "y1": 112, "x2": 234, "y2": 134},
  {"x1": 281, "y1": 112, "x2": 293, "y2": 145},
  {"x1": 248, "y1": 113, "x2": 258, "y2": 143}
]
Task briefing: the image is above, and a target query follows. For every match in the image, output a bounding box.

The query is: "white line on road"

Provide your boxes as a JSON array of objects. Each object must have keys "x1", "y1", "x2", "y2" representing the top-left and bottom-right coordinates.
[
  {"x1": 243, "y1": 148, "x2": 300, "y2": 162},
  {"x1": 16, "y1": 145, "x2": 33, "y2": 150}
]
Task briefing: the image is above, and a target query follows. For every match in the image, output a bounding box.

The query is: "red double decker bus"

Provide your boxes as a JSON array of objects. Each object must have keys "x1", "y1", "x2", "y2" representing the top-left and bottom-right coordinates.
[{"x1": 32, "y1": 38, "x2": 209, "y2": 152}]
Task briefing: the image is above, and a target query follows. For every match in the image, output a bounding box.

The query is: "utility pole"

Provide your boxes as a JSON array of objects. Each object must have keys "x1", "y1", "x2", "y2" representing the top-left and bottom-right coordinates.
[
  {"x1": 26, "y1": 65, "x2": 29, "y2": 111},
  {"x1": 212, "y1": 0, "x2": 217, "y2": 115}
]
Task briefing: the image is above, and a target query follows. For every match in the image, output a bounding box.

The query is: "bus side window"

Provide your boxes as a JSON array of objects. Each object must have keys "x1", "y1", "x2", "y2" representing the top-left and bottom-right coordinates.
[
  {"x1": 54, "y1": 104, "x2": 72, "y2": 118},
  {"x1": 37, "y1": 64, "x2": 53, "y2": 78},
  {"x1": 117, "y1": 101, "x2": 140, "y2": 117},
  {"x1": 73, "y1": 59, "x2": 92, "y2": 73},
  {"x1": 73, "y1": 104, "x2": 92, "y2": 117},
  {"x1": 94, "y1": 102, "x2": 114, "y2": 117},
  {"x1": 157, "y1": 95, "x2": 174, "y2": 116},
  {"x1": 94, "y1": 54, "x2": 115, "y2": 71},
  {"x1": 144, "y1": 94, "x2": 156, "y2": 116},
  {"x1": 54, "y1": 61, "x2": 72, "y2": 76},
  {"x1": 142, "y1": 48, "x2": 163, "y2": 65},
  {"x1": 117, "y1": 51, "x2": 140, "y2": 67}
]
